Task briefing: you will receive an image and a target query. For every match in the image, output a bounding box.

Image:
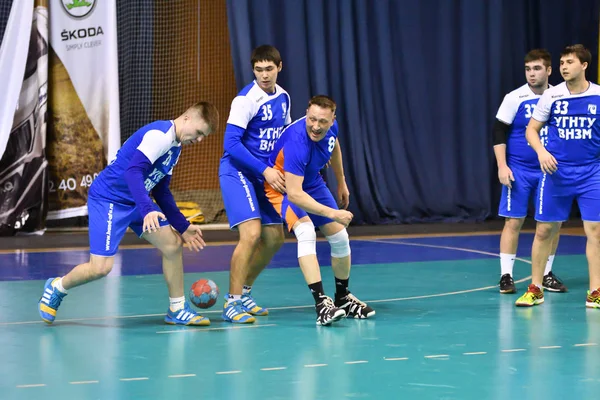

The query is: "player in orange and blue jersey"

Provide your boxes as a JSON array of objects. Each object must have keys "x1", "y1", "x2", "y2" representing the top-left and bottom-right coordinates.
[{"x1": 265, "y1": 95, "x2": 375, "y2": 326}]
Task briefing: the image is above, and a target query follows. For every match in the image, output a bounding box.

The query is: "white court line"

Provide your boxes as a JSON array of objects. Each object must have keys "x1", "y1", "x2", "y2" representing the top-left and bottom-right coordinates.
[
  {"x1": 1, "y1": 241, "x2": 533, "y2": 327},
  {"x1": 13, "y1": 340, "x2": 592, "y2": 389},
  {"x1": 119, "y1": 377, "x2": 149, "y2": 381},
  {"x1": 156, "y1": 323, "x2": 277, "y2": 334},
  {"x1": 408, "y1": 383, "x2": 457, "y2": 389},
  {"x1": 424, "y1": 354, "x2": 449, "y2": 359}
]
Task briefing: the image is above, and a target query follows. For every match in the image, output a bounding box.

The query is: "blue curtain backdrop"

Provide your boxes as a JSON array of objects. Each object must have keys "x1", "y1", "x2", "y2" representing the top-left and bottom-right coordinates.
[{"x1": 226, "y1": 0, "x2": 600, "y2": 225}]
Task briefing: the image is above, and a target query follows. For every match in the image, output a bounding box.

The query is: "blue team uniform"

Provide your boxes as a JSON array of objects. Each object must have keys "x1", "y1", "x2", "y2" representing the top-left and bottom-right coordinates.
[
  {"x1": 496, "y1": 83, "x2": 550, "y2": 218},
  {"x1": 532, "y1": 82, "x2": 600, "y2": 222},
  {"x1": 265, "y1": 117, "x2": 339, "y2": 230},
  {"x1": 219, "y1": 81, "x2": 291, "y2": 228},
  {"x1": 88, "y1": 120, "x2": 182, "y2": 256}
]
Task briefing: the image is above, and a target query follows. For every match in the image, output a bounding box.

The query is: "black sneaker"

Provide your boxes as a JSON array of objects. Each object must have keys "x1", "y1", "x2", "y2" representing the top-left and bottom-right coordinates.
[
  {"x1": 316, "y1": 295, "x2": 346, "y2": 326},
  {"x1": 334, "y1": 292, "x2": 375, "y2": 319},
  {"x1": 499, "y1": 274, "x2": 516, "y2": 294},
  {"x1": 543, "y1": 271, "x2": 568, "y2": 292}
]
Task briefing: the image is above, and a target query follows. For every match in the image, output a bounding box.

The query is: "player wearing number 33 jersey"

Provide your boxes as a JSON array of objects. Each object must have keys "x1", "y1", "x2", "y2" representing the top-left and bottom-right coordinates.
[{"x1": 533, "y1": 81, "x2": 600, "y2": 222}]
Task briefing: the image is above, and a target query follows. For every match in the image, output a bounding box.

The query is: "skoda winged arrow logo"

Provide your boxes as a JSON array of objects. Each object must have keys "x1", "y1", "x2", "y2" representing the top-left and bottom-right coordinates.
[{"x1": 61, "y1": 0, "x2": 97, "y2": 19}]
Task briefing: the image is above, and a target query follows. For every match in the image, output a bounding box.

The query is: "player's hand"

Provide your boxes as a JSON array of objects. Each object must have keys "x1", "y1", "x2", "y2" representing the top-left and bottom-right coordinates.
[
  {"x1": 182, "y1": 224, "x2": 206, "y2": 252},
  {"x1": 538, "y1": 149, "x2": 558, "y2": 174},
  {"x1": 143, "y1": 211, "x2": 166, "y2": 233},
  {"x1": 332, "y1": 209, "x2": 353, "y2": 227},
  {"x1": 264, "y1": 167, "x2": 286, "y2": 193},
  {"x1": 337, "y1": 182, "x2": 350, "y2": 209},
  {"x1": 498, "y1": 165, "x2": 515, "y2": 188}
]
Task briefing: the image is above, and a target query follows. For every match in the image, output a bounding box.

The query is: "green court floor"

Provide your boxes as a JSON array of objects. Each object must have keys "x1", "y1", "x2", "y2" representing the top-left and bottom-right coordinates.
[{"x1": 1, "y1": 236, "x2": 598, "y2": 399}]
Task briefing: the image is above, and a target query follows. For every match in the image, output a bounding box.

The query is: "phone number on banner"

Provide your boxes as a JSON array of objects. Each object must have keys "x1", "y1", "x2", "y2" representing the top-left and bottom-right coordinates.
[{"x1": 49, "y1": 173, "x2": 99, "y2": 192}]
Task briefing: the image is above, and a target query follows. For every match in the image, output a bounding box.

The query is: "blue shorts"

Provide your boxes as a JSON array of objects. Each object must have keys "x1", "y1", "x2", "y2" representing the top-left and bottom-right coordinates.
[
  {"x1": 535, "y1": 164, "x2": 600, "y2": 222},
  {"x1": 87, "y1": 193, "x2": 169, "y2": 256},
  {"x1": 219, "y1": 171, "x2": 282, "y2": 229},
  {"x1": 498, "y1": 166, "x2": 541, "y2": 218},
  {"x1": 265, "y1": 181, "x2": 337, "y2": 231}
]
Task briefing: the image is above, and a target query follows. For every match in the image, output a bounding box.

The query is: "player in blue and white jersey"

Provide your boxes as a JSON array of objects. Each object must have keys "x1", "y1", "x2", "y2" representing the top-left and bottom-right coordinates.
[
  {"x1": 517, "y1": 44, "x2": 600, "y2": 308},
  {"x1": 493, "y1": 49, "x2": 565, "y2": 294},
  {"x1": 219, "y1": 45, "x2": 292, "y2": 324},
  {"x1": 38, "y1": 102, "x2": 219, "y2": 326},
  {"x1": 265, "y1": 96, "x2": 374, "y2": 326}
]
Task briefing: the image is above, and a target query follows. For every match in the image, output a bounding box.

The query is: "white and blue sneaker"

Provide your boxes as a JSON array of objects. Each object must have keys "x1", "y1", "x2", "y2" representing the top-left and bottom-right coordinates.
[
  {"x1": 241, "y1": 291, "x2": 269, "y2": 316},
  {"x1": 222, "y1": 297, "x2": 256, "y2": 324},
  {"x1": 38, "y1": 278, "x2": 67, "y2": 324},
  {"x1": 165, "y1": 302, "x2": 210, "y2": 326}
]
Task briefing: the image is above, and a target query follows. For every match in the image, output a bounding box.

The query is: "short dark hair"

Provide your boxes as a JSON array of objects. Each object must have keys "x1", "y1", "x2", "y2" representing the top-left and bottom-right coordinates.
[
  {"x1": 188, "y1": 101, "x2": 219, "y2": 135},
  {"x1": 560, "y1": 44, "x2": 592, "y2": 66},
  {"x1": 524, "y1": 49, "x2": 552, "y2": 68},
  {"x1": 251, "y1": 45, "x2": 282, "y2": 68},
  {"x1": 308, "y1": 95, "x2": 336, "y2": 113}
]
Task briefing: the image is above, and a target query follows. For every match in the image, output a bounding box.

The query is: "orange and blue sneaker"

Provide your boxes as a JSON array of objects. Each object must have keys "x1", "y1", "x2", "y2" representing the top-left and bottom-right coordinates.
[
  {"x1": 241, "y1": 291, "x2": 269, "y2": 316},
  {"x1": 222, "y1": 297, "x2": 256, "y2": 324},
  {"x1": 515, "y1": 284, "x2": 544, "y2": 307},
  {"x1": 39, "y1": 278, "x2": 67, "y2": 324},
  {"x1": 586, "y1": 289, "x2": 600, "y2": 309},
  {"x1": 165, "y1": 302, "x2": 210, "y2": 326}
]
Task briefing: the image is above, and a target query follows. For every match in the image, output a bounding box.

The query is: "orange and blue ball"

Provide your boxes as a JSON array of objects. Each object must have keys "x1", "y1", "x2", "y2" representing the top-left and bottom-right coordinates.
[{"x1": 189, "y1": 278, "x2": 219, "y2": 309}]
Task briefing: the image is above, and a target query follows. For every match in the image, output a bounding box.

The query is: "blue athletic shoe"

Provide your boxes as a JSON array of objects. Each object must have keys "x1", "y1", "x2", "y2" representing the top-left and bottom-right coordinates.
[
  {"x1": 38, "y1": 278, "x2": 67, "y2": 324},
  {"x1": 165, "y1": 302, "x2": 210, "y2": 326},
  {"x1": 222, "y1": 298, "x2": 256, "y2": 324},
  {"x1": 241, "y1": 291, "x2": 269, "y2": 316}
]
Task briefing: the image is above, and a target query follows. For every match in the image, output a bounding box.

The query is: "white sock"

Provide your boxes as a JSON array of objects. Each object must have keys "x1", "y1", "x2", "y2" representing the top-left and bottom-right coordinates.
[
  {"x1": 227, "y1": 294, "x2": 242, "y2": 305},
  {"x1": 500, "y1": 253, "x2": 516, "y2": 276},
  {"x1": 169, "y1": 296, "x2": 185, "y2": 311},
  {"x1": 52, "y1": 277, "x2": 68, "y2": 294},
  {"x1": 242, "y1": 285, "x2": 252, "y2": 295},
  {"x1": 544, "y1": 255, "x2": 555, "y2": 276}
]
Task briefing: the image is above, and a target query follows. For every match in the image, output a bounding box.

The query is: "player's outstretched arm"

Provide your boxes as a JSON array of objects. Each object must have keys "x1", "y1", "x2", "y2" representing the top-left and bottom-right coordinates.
[
  {"x1": 152, "y1": 176, "x2": 206, "y2": 251},
  {"x1": 286, "y1": 172, "x2": 353, "y2": 226},
  {"x1": 526, "y1": 118, "x2": 557, "y2": 174},
  {"x1": 330, "y1": 139, "x2": 350, "y2": 209},
  {"x1": 151, "y1": 175, "x2": 191, "y2": 234}
]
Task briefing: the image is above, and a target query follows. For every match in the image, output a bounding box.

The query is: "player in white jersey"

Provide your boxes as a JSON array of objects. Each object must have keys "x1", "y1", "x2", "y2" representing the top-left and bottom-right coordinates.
[
  {"x1": 493, "y1": 49, "x2": 565, "y2": 294},
  {"x1": 38, "y1": 102, "x2": 220, "y2": 326},
  {"x1": 517, "y1": 44, "x2": 600, "y2": 308},
  {"x1": 219, "y1": 45, "x2": 291, "y2": 323}
]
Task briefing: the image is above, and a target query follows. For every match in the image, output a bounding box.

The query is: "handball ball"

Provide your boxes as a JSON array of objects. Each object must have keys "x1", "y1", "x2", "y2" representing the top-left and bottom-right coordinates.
[{"x1": 189, "y1": 278, "x2": 219, "y2": 309}]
